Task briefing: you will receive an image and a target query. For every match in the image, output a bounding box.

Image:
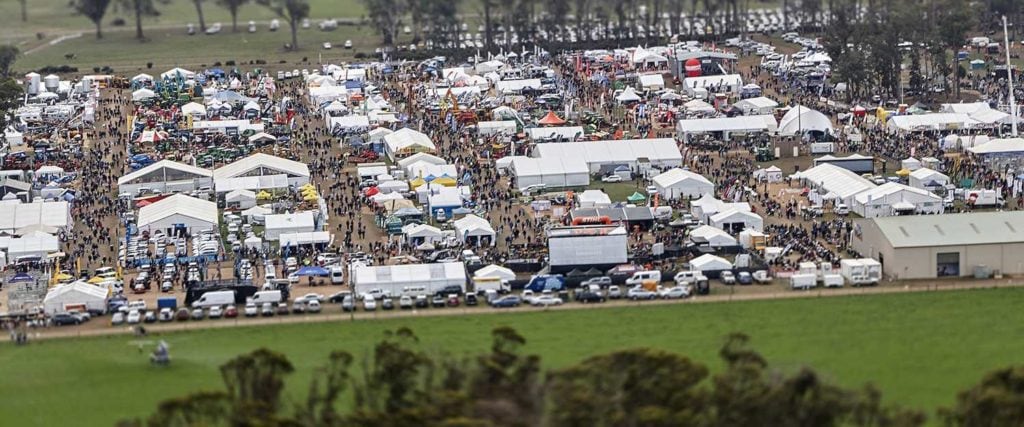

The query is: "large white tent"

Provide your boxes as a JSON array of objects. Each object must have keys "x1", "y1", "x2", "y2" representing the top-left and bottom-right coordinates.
[
  {"x1": 264, "y1": 212, "x2": 315, "y2": 241},
  {"x1": 676, "y1": 115, "x2": 778, "y2": 141},
  {"x1": 795, "y1": 164, "x2": 876, "y2": 206},
  {"x1": 352, "y1": 262, "x2": 466, "y2": 295},
  {"x1": 778, "y1": 105, "x2": 834, "y2": 135},
  {"x1": 118, "y1": 160, "x2": 213, "y2": 195},
  {"x1": 688, "y1": 254, "x2": 733, "y2": 272},
  {"x1": 967, "y1": 138, "x2": 1024, "y2": 156},
  {"x1": 887, "y1": 113, "x2": 975, "y2": 133},
  {"x1": 533, "y1": 139, "x2": 683, "y2": 173},
  {"x1": 453, "y1": 214, "x2": 496, "y2": 246},
  {"x1": 214, "y1": 153, "x2": 310, "y2": 187},
  {"x1": 733, "y1": 97, "x2": 779, "y2": 115},
  {"x1": 403, "y1": 223, "x2": 444, "y2": 245},
  {"x1": 0, "y1": 233, "x2": 60, "y2": 263},
  {"x1": 384, "y1": 128, "x2": 437, "y2": 160},
  {"x1": 137, "y1": 194, "x2": 217, "y2": 233},
  {"x1": 651, "y1": 168, "x2": 714, "y2": 200},
  {"x1": 689, "y1": 225, "x2": 738, "y2": 247},
  {"x1": 0, "y1": 201, "x2": 70, "y2": 234},
  {"x1": 709, "y1": 209, "x2": 764, "y2": 232},
  {"x1": 852, "y1": 182, "x2": 944, "y2": 218},
  {"x1": 43, "y1": 281, "x2": 108, "y2": 315},
  {"x1": 909, "y1": 168, "x2": 951, "y2": 190},
  {"x1": 526, "y1": 126, "x2": 585, "y2": 142},
  {"x1": 473, "y1": 264, "x2": 516, "y2": 281},
  {"x1": 509, "y1": 156, "x2": 590, "y2": 190}
]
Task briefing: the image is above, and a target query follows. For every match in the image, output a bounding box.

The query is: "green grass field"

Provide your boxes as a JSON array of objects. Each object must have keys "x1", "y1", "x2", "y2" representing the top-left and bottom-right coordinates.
[{"x1": 1, "y1": 288, "x2": 1022, "y2": 426}]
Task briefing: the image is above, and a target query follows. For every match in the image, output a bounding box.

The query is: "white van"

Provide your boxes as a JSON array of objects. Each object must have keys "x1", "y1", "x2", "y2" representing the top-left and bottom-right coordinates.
[
  {"x1": 330, "y1": 266, "x2": 344, "y2": 284},
  {"x1": 251, "y1": 290, "x2": 283, "y2": 305},
  {"x1": 192, "y1": 290, "x2": 236, "y2": 308},
  {"x1": 625, "y1": 270, "x2": 662, "y2": 287}
]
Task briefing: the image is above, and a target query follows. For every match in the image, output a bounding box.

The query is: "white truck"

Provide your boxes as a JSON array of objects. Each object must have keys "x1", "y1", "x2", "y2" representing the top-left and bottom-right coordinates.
[
  {"x1": 964, "y1": 189, "x2": 1004, "y2": 207},
  {"x1": 791, "y1": 262, "x2": 818, "y2": 290},
  {"x1": 472, "y1": 276, "x2": 511, "y2": 294},
  {"x1": 329, "y1": 266, "x2": 345, "y2": 284},
  {"x1": 192, "y1": 290, "x2": 236, "y2": 308},
  {"x1": 839, "y1": 258, "x2": 882, "y2": 286},
  {"x1": 251, "y1": 290, "x2": 283, "y2": 305}
]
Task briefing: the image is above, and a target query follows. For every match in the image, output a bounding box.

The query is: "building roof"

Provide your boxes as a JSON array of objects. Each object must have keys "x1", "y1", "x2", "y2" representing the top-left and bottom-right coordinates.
[
  {"x1": 118, "y1": 160, "x2": 213, "y2": 186},
  {"x1": 137, "y1": 194, "x2": 218, "y2": 227},
  {"x1": 384, "y1": 128, "x2": 436, "y2": 154},
  {"x1": 866, "y1": 211, "x2": 1024, "y2": 248},
  {"x1": 853, "y1": 182, "x2": 940, "y2": 205},
  {"x1": 214, "y1": 153, "x2": 310, "y2": 180}
]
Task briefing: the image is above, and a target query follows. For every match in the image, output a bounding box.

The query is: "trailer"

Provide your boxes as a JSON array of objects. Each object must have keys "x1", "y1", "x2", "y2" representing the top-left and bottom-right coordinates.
[
  {"x1": 156, "y1": 297, "x2": 178, "y2": 311},
  {"x1": 839, "y1": 258, "x2": 882, "y2": 286},
  {"x1": 964, "y1": 189, "x2": 1004, "y2": 207}
]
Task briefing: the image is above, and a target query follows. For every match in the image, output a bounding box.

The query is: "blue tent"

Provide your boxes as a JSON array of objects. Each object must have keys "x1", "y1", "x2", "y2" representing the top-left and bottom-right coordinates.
[
  {"x1": 344, "y1": 80, "x2": 364, "y2": 89},
  {"x1": 10, "y1": 273, "x2": 34, "y2": 282},
  {"x1": 295, "y1": 266, "x2": 330, "y2": 277}
]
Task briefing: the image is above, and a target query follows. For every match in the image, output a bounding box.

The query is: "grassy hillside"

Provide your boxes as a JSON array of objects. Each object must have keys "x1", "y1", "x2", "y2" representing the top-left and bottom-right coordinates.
[{"x1": 1, "y1": 287, "x2": 1021, "y2": 425}]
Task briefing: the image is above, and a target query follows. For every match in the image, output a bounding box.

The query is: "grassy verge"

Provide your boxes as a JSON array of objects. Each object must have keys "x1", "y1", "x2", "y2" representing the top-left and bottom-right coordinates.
[{"x1": 1, "y1": 287, "x2": 1021, "y2": 425}]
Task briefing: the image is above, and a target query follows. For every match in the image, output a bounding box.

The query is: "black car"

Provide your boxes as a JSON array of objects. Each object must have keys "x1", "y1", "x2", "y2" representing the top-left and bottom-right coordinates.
[
  {"x1": 414, "y1": 296, "x2": 429, "y2": 308},
  {"x1": 434, "y1": 285, "x2": 463, "y2": 297},
  {"x1": 51, "y1": 313, "x2": 81, "y2": 326},
  {"x1": 327, "y1": 292, "x2": 350, "y2": 304},
  {"x1": 431, "y1": 294, "x2": 446, "y2": 308},
  {"x1": 576, "y1": 291, "x2": 607, "y2": 303},
  {"x1": 381, "y1": 298, "x2": 395, "y2": 310},
  {"x1": 465, "y1": 294, "x2": 478, "y2": 306}
]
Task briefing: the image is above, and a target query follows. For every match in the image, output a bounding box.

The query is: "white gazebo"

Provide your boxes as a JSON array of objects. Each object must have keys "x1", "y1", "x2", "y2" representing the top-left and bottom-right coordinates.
[{"x1": 453, "y1": 214, "x2": 496, "y2": 246}]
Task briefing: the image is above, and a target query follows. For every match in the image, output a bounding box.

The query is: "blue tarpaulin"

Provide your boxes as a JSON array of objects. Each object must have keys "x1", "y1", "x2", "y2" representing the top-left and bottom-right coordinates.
[{"x1": 295, "y1": 266, "x2": 329, "y2": 277}]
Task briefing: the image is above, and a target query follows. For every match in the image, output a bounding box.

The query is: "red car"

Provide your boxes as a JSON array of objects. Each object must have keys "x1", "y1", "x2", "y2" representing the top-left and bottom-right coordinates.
[{"x1": 224, "y1": 305, "x2": 239, "y2": 318}]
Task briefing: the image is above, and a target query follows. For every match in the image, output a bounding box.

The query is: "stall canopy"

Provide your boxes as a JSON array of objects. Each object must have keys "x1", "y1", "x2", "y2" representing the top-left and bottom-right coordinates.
[
  {"x1": 688, "y1": 254, "x2": 732, "y2": 271},
  {"x1": 538, "y1": 111, "x2": 566, "y2": 125},
  {"x1": 453, "y1": 214, "x2": 496, "y2": 246},
  {"x1": 473, "y1": 264, "x2": 516, "y2": 281}
]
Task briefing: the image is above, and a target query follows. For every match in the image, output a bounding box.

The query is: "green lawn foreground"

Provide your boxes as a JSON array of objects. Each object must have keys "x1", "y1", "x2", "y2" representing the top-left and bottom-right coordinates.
[{"x1": 1, "y1": 288, "x2": 1022, "y2": 426}]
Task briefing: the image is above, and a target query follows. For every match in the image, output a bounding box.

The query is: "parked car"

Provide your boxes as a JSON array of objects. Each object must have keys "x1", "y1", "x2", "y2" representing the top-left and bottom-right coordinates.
[
  {"x1": 415, "y1": 295, "x2": 430, "y2": 308},
  {"x1": 52, "y1": 313, "x2": 81, "y2": 326},
  {"x1": 720, "y1": 271, "x2": 736, "y2": 285},
  {"x1": 431, "y1": 294, "x2": 446, "y2": 307},
  {"x1": 363, "y1": 298, "x2": 377, "y2": 311},
  {"x1": 209, "y1": 305, "x2": 223, "y2": 319},
  {"x1": 224, "y1": 305, "x2": 239, "y2": 318},
  {"x1": 296, "y1": 293, "x2": 324, "y2": 304},
  {"x1": 737, "y1": 271, "x2": 753, "y2": 285},
  {"x1": 111, "y1": 312, "x2": 126, "y2": 326},
  {"x1": 492, "y1": 295, "x2": 522, "y2": 308},
  {"x1": 446, "y1": 294, "x2": 460, "y2": 307},
  {"x1": 581, "y1": 276, "x2": 612, "y2": 288},
  {"x1": 292, "y1": 301, "x2": 306, "y2": 314},
  {"x1": 244, "y1": 303, "x2": 259, "y2": 317},
  {"x1": 434, "y1": 285, "x2": 463, "y2": 297},
  {"x1": 144, "y1": 311, "x2": 157, "y2": 323},
  {"x1": 276, "y1": 304, "x2": 290, "y2": 315},
  {"x1": 576, "y1": 291, "x2": 606, "y2": 303},
  {"x1": 381, "y1": 297, "x2": 395, "y2": 310},
  {"x1": 191, "y1": 308, "x2": 205, "y2": 320},
  {"x1": 342, "y1": 296, "x2": 356, "y2": 312},
  {"x1": 261, "y1": 303, "x2": 274, "y2": 316},
  {"x1": 328, "y1": 291, "x2": 350, "y2": 303},
  {"x1": 465, "y1": 294, "x2": 478, "y2": 306},
  {"x1": 306, "y1": 300, "x2": 322, "y2": 313},
  {"x1": 659, "y1": 286, "x2": 690, "y2": 299},
  {"x1": 175, "y1": 308, "x2": 190, "y2": 321},
  {"x1": 607, "y1": 285, "x2": 623, "y2": 299},
  {"x1": 601, "y1": 174, "x2": 623, "y2": 183},
  {"x1": 532, "y1": 295, "x2": 563, "y2": 306},
  {"x1": 627, "y1": 287, "x2": 657, "y2": 300},
  {"x1": 399, "y1": 295, "x2": 414, "y2": 309},
  {"x1": 158, "y1": 308, "x2": 173, "y2": 322}
]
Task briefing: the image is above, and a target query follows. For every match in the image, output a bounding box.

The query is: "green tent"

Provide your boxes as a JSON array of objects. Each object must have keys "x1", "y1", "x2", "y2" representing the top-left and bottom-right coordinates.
[{"x1": 627, "y1": 192, "x2": 647, "y2": 202}]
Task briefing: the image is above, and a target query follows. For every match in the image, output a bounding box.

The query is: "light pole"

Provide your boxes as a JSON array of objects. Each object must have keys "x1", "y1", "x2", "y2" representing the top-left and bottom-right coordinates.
[{"x1": 1004, "y1": 15, "x2": 1018, "y2": 136}]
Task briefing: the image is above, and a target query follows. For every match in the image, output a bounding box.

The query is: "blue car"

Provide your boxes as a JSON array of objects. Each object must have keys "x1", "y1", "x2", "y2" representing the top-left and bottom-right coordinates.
[{"x1": 491, "y1": 296, "x2": 522, "y2": 308}]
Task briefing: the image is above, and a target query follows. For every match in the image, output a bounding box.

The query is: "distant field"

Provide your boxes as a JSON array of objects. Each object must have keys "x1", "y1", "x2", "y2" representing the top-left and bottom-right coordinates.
[{"x1": 1, "y1": 287, "x2": 1022, "y2": 426}]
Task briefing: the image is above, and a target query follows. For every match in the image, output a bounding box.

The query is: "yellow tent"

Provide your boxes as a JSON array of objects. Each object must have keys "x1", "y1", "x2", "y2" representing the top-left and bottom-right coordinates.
[
  {"x1": 87, "y1": 276, "x2": 105, "y2": 284},
  {"x1": 54, "y1": 272, "x2": 73, "y2": 281},
  {"x1": 303, "y1": 194, "x2": 319, "y2": 201},
  {"x1": 301, "y1": 188, "x2": 318, "y2": 196},
  {"x1": 432, "y1": 176, "x2": 457, "y2": 186},
  {"x1": 895, "y1": 168, "x2": 911, "y2": 177},
  {"x1": 409, "y1": 177, "x2": 426, "y2": 188},
  {"x1": 257, "y1": 190, "x2": 272, "y2": 200},
  {"x1": 875, "y1": 107, "x2": 888, "y2": 123}
]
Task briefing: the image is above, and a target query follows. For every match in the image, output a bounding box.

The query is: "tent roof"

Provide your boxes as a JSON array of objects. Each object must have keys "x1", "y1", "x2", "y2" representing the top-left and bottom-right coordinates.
[
  {"x1": 778, "y1": 105, "x2": 833, "y2": 135},
  {"x1": 538, "y1": 111, "x2": 567, "y2": 125},
  {"x1": 118, "y1": 160, "x2": 212, "y2": 186},
  {"x1": 676, "y1": 115, "x2": 778, "y2": 134},
  {"x1": 652, "y1": 168, "x2": 713, "y2": 188},
  {"x1": 474, "y1": 264, "x2": 516, "y2": 280},
  {"x1": 137, "y1": 194, "x2": 218, "y2": 227},
  {"x1": 265, "y1": 211, "x2": 315, "y2": 230},
  {"x1": 214, "y1": 153, "x2": 310, "y2": 180},
  {"x1": 853, "y1": 182, "x2": 940, "y2": 204},
  {"x1": 967, "y1": 137, "x2": 1024, "y2": 155},
  {"x1": 454, "y1": 214, "x2": 495, "y2": 235},
  {"x1": 44, "y1": 281, "x2": 107, "y2": 303},
  {"x1": 384, "y1": 128, "x2": 436, "y2": 153},
  {"x1": 734, "y1": 96, "x2": 779, "y2": 110},
  {"x1": 797, "y1": 164, "x2": 876, "y2": 199},
  {"x1": 689, "y1": 254, "x2": 732, "y2": 270},
  {"x1": 615, "y1": 87, "x2": 642, "y2": 102}
]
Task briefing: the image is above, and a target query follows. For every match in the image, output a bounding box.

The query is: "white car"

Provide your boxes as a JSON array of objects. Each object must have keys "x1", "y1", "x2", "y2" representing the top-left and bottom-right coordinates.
[
  {"x1": 296, "y1": 293, "x2": 324, "y2": 304},
  {"x1": 126, "y1": 310, "x2": 142, "y2": 324},
  {"x1": 306, "y1": 300, "x2": 322, "y2": 313},
  {"x1": 601, "y1": 174, "x2": 623, "y2": 183},
  {"x1": 645, "y1": 185, "x2": 658, "y2": 195},
  {"x1": 659, "y1": 286, "x2": 690, "y2": 299},
  {"x1": 363, "y1": 298, "x2": 377, "y2": 311},
  {"x1": 720, "y1": 271, "x2": 736, "y2": 285},
  {"x1": 344, "y1": 39, "x2": 353, "y2": 49},
  {"x1": 627, "y1": 287, "x2": 657, "y2": 300},
  {"x1": 531, "y1": 295, "x2": 563, "y2": 306},
  {"x1": 323, "y1": 42, "x2": 332, "y2": 49},
  {"x1": 244, "y1": 303, "x2": 258, "y2": 317},
  {"x1": 208, "y1": 305, "x2": 223, "y2": 319},
  {"x1": 111, "y1": 312, "x2": 126, "y2": 326}
]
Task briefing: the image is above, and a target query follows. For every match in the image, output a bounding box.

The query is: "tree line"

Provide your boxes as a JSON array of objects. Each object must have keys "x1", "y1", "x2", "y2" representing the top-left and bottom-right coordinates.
[
  {"x1": 118, "y1": 326, "x2": 1024, "y2": 427},
  {"x1": 67, "y1": 0, "x2": 309, "y2": 49}
]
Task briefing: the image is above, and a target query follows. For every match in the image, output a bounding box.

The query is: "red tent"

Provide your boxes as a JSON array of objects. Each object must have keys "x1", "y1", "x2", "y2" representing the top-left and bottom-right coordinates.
[
  {"x1": 538, "y1": 111, "x2": 566, "y2": 126},
  {"x1": 364, "y1": 186, "x2": 380, "y2": 197}
]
